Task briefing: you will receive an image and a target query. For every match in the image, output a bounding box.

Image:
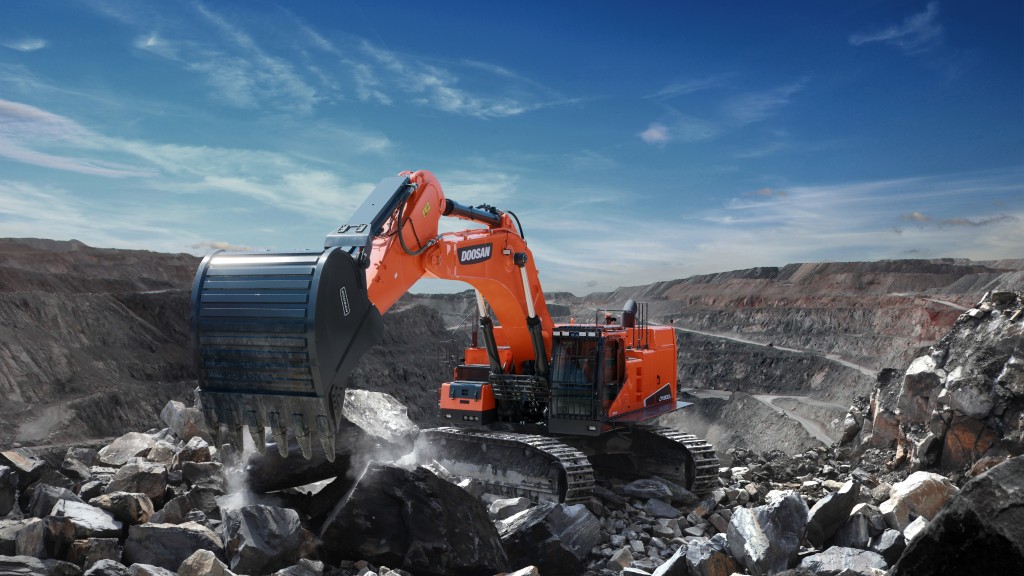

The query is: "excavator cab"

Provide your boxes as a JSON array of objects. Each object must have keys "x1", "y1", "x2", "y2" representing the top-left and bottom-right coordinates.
[{"x1": 547, "y1": 328, "x2": 624, "y2": 435}]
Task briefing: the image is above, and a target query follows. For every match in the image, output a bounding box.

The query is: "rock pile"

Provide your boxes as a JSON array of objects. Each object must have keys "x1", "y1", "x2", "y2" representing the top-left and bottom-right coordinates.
[{"x1": 846, "y1": 290, "x2": 1024, "y2": 476}]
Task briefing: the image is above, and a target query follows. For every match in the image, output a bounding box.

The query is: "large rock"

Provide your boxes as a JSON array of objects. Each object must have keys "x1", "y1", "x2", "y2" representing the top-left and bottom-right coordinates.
[
  {"x1": 104, "y1": 463, "x2": 167, "y2": 506},
  {"x1": 97, "y1": 434, "x2": 157, "y2": 467},
  {"x1": 869, "y1": 529, "x2": 905, "y2": 564},
  {"x1": 28, "y1": 485, "x2": 84, "y2": 519},
  {"x1": 68, "y1": 538, "x2": 122, "y2": 570},
  {"x1": 0, "y1": 450, "x2": 46, "y2": 491},
  {"x1": 0, "y1": 555, "x2": 82, "y2": 575},
  {"x1": 879, "y1": 471, "x2": 957, "y2": 531},
  {"x1": 622, "y1": 479, "x2": 673, "y2": 500},
  {"x1": 181, "y1": 462, "x2": 225, "y2": 492},
  {"x1": 650, "y1": 545, "x2": 685, "y2": 576},
  {"x1": 0, "y1": 520, "x2": 31, "y2": 555},
  {"x1": 88, "y1": 493, "x2": 154, "y2": 526},
  {"x1": 0, "y1": 466, "x2": 18, "y2": 516},
  {"x1": 122, "y1": 522, "x2": 224, "y2": 571},
  {"x1": 940, "y1": 414, "x2": 997, "y2": 470},
  {"x1": 220, "y1": 505, "x2": 312, "y2": 575},
  {"x1": 805, "y1": 478, "x2": 859, "y2": 548},
  {"x1": 895, "y1": 356, "x2": 943, "y2": 424},
  {"x1": 160, "y1": 400, "x2": 210, "y2": 443},
  {"x1": 127, "y1": 564, "x2": 177, "y2": 576},
  {"x1": 685, "y1": 534, "x2": 737, "y2": 576},
  {"x1": 798, "y1": 547, "x2": 887, "y2": 576},
  {"x1": 83, "y1": 559, "x2": 130, "y2": 576},
  {"x1": 177, "y1": 549, "x2": 236, "y2": 576},
  {"x1": 894, "y1": 455, "x2": 1024, "y2": 575},
  {"x1": 50, "y1": 500, "x2": 122, "y2": 538},
  {"x1": 727, "y1": 490, "x2": 808, "y2": 575},
  {"x1": 16, "y1": 516, "x2": 76, "y2": 560},
  {"x1": 320, "y1": 463, "x2": 507, "y2": 576},
  {"x1": 499, "y1": 502, "x2": 601, "y2": 576}
]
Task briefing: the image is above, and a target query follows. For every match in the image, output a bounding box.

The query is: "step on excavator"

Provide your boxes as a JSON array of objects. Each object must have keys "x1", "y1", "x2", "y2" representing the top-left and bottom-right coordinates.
[{"x1": 190, "y1": 170, "x2": 718, "y2": 503}]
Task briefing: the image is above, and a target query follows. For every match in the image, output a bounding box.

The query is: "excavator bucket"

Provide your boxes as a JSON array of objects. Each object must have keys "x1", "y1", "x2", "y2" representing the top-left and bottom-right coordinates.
[{"x1": 189, "y1": 247, "x2": 383, "y2": 460}]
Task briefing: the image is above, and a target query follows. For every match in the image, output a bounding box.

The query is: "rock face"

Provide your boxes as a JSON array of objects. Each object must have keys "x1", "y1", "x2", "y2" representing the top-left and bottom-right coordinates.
[
  {"x1": 498, "y1": 502, "x2": 601, "y2": 576},
  {"x1": 320, "y1": 463, "x2": 507, "y2": 575},
  {"x1": 862, "y1": 290, "x2": 1024, "y2": 472},
  {"x1": 894, "y1": 455, "x2": 1024, "y2": 575},
  {"x1": 727, "y1": 490, "x2": 808, "y2": 575}
]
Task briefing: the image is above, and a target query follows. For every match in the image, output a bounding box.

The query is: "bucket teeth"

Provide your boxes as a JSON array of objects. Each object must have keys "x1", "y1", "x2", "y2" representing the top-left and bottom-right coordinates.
[
  {"x1": 293, "y1": 414, "x2": 313, "y2": 459},
  {"x1": 249, "y1": 426, "x2": 267, "y2": 455},
  {"x1": 317, "y1": 415, "x2": 336, "y2": 462},
  {"x1": 230, "y1": 425, "x2": 246, "y2": 452}
]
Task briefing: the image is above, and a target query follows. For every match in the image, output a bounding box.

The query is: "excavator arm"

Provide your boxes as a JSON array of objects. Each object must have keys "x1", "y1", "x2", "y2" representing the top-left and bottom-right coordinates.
[{"x1": 190, "y1": 170, "x2": 552, "y2": 459}]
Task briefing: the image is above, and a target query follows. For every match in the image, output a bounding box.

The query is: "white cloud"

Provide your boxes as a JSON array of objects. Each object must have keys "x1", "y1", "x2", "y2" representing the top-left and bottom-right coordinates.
[
  {"x1": 2, "y1": 38, "x2": 47, "y2": 52},
  {"x1": 639, "y1": 123, "x2": 670, "y2": 145},
  {"x1": 850, "y1": 2, "x2": 944, "y2": 54}
]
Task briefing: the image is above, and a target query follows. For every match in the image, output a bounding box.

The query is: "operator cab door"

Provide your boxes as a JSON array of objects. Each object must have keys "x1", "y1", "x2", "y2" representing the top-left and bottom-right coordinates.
[{"x1": 547, "y1": 330, "x2": 623, "y2": 435}]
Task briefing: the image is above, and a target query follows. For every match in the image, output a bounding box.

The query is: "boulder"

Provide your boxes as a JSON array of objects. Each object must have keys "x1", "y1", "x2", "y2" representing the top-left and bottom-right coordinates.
[
  {"x1": 104, "y1": 463, "x2": 167, "y2": 506},
  {"x1": 68, "y1": 538, "x2": 122, "y2": 570},
  {"x1": 805, "y1": 479, "x2": 859, "y2": 548},
  {"x1": 895, "y1": 356, "x2": 943, "y2": 424},
  {"x1": 177, "y1": 549, "x2": 235, "y2": 576},
  {"x1": 160, "y1": 400, "x2": 211, "y2": 443},
  {"x1": 65, "y1": 448, "x2": 99, "y2": 468},
  {"x1": 268, "y1": 559, "x2": 325, "y2": 576},
  {"x1": 622, "y1": 479, "x2": 673, "y2": 500},
  {"x1": 172, "y1": 437, "x2": 213, "y2": 469},
  {"x1": 88, "y1": 493, "x2": 154, "y2": 526},
  {"x1": 16, "y1": 516, "x2": 77, "y2": 560},
  {"x1": 1, "y1": 466, "x2": 20, "y2": 516},
  {"x1": 220, "y1": 505, "x2": 313, "y2": 575},
  {"x1": 83, "y1": 559, "x2": 130, "y2": 576},
  {"x1": 643, "y1": 498, "x2": 681, "y2": 519},
  {"x1": 650, "y1": 545, "x2": 684, "y2": 576},
  {"x1": 50, "y1": 500, "x2": 122, "y2": 538},
  {"x1": 0, "y1": 450, "x2": 46, "y2": 491},
  {"x1": 869, "y1": 529, "x2": 905, "y2": 565},
  {"x1": 797, "y1": 547, "x2": 887, "y2": 576},
  {"x1": 894, "y1": 455, "x2": 1024, "y2": 575},
  {"x1": 832, "y1": 503, "x2": 884, "y2": 549},
  {"x1": 606, "y1": 546, "x2": 633, "y2": 572},
  {"x1": 28, "y1": 485, "x2": 84, "y2": 519},
  {"x1": 320, "y1": 463, "x2": 507, "y2": 575},
  {"x1": 499, "y1": 502, "x2": 601, "y2": 576},
  {"x1": 181, "y1": 462, "x2": 225, "y2": 492},
  {"x1": 487, "y1": 497, "x2": 532, "y2": 521},
  {"x1": 97, "y1": 434, "x2": 157, "y2": 467},
  {"x1": 879, "y1": 471, "x2": 957, "y2": 530},
  {"x1": 0, "y1": 520, "x2": 31, "y2": 556},
  {"x1": 727, "y1": 490, "x2": 807, "y2": 575},
  {"x1": 60, "y1": 458, "x2": 92, "y2": 483},
  {"x1": 685, "y1": 534, "x2": 737, "y2": 576},
  {"x1": 127, "y1": 564, "x2": 177, "y2": 576},
  {"x1": 0, "y1": 555, "x2": 82, "y2": 575},
  {"x1": 651, "y1": 475, "x2": 701, "y2": 506},
  {"x1": 122, "y1": 522, "x2": 224, "y2": 571}
]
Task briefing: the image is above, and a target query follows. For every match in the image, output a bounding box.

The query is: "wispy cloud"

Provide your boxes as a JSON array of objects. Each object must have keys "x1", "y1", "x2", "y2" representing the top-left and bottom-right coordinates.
[
  {"x1": 723, "y1": 77, "x2": 809, "y2": 125},
  {"x1": 638, "y1": 110, "x2": 720, "y2": 146},
  {"x1": 0, "y1": 100, "x2": 155, "y2": 177},
  {"x1": 2, "y1": 38, "x2": 48, "y2": 52},
  {"x1": 646, "y1": 75, "x2": 728, "y2": 100},
  {"x1": 850, "y1": 2, "x2": 944, "y2": 54},
  {"x1": 522, "y1": 170, "x2": 1024, "y2": 292}
]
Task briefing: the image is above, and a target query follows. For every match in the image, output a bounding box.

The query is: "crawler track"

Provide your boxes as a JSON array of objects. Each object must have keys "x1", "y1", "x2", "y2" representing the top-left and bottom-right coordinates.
[{"x1": 419, "y1": 427, "x2": 595, "y2": 504}]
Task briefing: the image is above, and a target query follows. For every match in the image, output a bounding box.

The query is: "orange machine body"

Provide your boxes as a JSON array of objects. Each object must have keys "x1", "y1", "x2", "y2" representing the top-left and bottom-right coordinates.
[{"x1": 348, "y1": 170, "x2": 681, "y2": 435}]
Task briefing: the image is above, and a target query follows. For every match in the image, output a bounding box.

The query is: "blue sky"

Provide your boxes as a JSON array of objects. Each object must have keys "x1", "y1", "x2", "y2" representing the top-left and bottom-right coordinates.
[{"x1": 1, "y1": 1, "x2": 1021, "y2": 293}]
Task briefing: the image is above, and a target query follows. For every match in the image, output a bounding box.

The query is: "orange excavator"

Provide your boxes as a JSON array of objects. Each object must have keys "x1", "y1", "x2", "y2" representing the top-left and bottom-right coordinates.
[{"x1": 190, "y1": 170, "x2": 717, "y2": 503}]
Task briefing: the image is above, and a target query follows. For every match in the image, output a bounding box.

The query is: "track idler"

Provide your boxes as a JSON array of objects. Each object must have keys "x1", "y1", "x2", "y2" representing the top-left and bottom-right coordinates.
[{"x1": 190, "y1": 247, "x2": 383, "y2": 460}]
